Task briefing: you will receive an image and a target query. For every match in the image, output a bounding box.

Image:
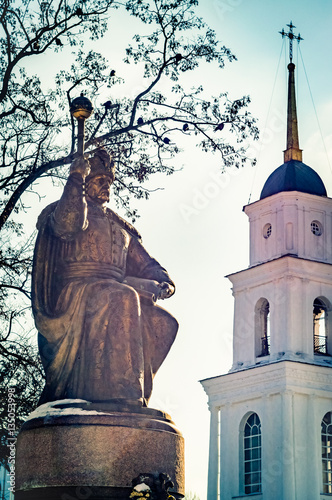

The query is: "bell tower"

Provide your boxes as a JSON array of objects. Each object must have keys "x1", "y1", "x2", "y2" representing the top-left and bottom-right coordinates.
[{"x1": 201, "y1": 22, "x2": 332, "y2": 500}]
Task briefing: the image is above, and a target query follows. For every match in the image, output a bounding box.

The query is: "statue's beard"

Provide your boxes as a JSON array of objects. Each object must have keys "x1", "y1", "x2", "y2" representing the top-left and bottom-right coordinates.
[{"x1": 98, "y1": 191, "x2": 110, "y2": 202}]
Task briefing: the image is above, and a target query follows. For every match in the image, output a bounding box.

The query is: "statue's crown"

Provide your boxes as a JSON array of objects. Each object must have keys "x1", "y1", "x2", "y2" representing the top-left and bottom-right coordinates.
[{"x1": 87, "y1": 149, "x2": 115, "y2": 182}]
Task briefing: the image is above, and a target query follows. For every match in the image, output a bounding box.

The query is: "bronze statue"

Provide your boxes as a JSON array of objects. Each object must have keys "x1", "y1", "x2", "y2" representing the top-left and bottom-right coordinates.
[{"x1": 32, "y1": 149, "x2": 178, "y2": 407}]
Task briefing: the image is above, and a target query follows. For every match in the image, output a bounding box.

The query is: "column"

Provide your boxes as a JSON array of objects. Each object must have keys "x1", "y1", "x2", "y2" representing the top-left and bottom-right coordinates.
[
  {"x1": 207, "y1": 405, "x2": 219, "y2": 500},
  {"x1": 306, "y1": 394, "x2": 320, "y2": 498},
  {"x1": 282, "y1": 390, "x2": 296, "y2": 498},
  {"x1": 220, "y1": 403, "x2": 233, "y2": 499}
]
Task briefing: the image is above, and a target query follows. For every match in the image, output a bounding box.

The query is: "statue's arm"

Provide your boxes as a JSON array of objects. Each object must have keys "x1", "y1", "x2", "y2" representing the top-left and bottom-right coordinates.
[
  {"x1": 126, "y1": 236, "x2": 175, "y2": 299},
  {"x1": 50, "y1": 159, "x2": 90, "y2": 240}
]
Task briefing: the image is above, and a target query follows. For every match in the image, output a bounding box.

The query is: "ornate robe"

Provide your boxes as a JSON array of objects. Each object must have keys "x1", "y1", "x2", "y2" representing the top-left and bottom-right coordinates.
[{"x1": 32, "y1": 173, "x2": 178, "y2": 406}]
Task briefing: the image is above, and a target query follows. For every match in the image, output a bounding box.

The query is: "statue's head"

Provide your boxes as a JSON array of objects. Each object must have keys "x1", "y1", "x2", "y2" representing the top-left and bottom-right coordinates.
[{"x1": 86, "y1": 149, "x2": 115, "y2": 206}]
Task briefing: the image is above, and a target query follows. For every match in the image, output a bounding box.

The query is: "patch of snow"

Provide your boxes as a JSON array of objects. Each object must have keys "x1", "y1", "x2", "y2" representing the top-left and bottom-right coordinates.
[
  {"x1": 134, "y1": 483, "x2": 151, "y2": 492},
  {"x1": 26, "y1": 399, "x2": 110, "y2": 421}
]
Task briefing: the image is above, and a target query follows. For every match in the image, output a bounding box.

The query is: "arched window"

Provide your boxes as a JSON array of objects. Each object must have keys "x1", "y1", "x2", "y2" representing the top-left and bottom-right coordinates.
[
  {"x1": 255, "y1": 298, "x2": 270, "y2": 357},
  {"x1": 313, "y1": 298, "x2": 328, "y2": 355},
  {"x1": 244, "y1": 413, "x2": 262, "y2": 494},
  {"x1": 322, "y1": 412, "x2": 332, "y2": 493}
]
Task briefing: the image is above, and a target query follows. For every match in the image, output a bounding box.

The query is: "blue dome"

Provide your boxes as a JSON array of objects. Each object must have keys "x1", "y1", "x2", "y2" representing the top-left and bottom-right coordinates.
[{"x1": 260, "y1": 159, "x2": 327, "y2": 200}]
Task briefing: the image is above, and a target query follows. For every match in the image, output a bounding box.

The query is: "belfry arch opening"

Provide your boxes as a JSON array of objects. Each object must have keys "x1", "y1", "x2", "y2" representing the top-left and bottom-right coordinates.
[
  {"x1": 255, "y1": 298, "x2": 270, "y2": 357},
  {"x1": 313, "y1": 297, "x2": 330, "y2": 355}
]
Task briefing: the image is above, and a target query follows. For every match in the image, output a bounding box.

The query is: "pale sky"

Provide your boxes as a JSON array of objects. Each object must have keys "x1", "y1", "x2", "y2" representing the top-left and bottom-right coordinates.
[
  {"x1": 139, "y1": 2, "x2": 332, "y2": 497},
  {"x1": 19, "y1": 1, "x2": 332, "y2": 498}
]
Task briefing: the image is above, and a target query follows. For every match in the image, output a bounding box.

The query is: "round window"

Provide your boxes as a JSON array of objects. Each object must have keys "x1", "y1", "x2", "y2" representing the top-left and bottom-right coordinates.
[
  {"x1": 263, "y1": 223, "x2": 272, "y2": 239},
  {"x1": 311, "y1": 220, "x2": 322, "y2": 236}
]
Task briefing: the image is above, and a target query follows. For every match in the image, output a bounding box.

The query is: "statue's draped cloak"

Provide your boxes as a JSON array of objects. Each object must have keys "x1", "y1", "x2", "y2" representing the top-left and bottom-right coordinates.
[{"x1": 32, "y1": 200, "x2": 178, "y2": 406}]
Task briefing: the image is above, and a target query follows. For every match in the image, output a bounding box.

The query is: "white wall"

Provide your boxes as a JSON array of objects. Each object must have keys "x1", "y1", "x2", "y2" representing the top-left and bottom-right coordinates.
[
  {"x1": 244, "y1": 192, "x2": 332, "y2": 267},
  {"x1": 202, "y1": 361, "x2": 332, "y2": 500},
  {"x1": 228, "y1": 256, "x2": 332, "y2": 370}
]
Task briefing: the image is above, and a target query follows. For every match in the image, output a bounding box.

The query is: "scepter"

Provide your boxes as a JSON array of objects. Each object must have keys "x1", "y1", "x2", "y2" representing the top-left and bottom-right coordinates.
[{"x1": 70, "y1": 92, "x2": 94, "y2": 157}]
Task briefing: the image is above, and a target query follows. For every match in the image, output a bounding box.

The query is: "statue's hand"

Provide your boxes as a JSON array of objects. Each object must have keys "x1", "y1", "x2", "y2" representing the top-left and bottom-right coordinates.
[
  {"x1": 158, "y1": 282, "x2": 175, "y2": 300},
  {"x1": 70, "y1": 158, "x2": 91, "y2": 178}
]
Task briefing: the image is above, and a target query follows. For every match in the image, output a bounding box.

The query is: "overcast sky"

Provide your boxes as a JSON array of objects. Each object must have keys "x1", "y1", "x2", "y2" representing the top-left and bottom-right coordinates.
[{"x1": 23, "y1": 0, "x2": 332, "y2": 498}]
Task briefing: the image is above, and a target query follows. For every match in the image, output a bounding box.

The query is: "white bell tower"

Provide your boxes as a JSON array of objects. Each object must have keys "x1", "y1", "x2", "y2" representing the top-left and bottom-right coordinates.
[{"x1": 201, "y1": 22, "x2": 332, "y2": 500}]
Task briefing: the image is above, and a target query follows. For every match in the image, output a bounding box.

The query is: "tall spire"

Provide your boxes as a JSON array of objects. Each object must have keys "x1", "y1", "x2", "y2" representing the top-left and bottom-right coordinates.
[{"x1": 279, "y1": 22, "x2": 303, "y2": 163}]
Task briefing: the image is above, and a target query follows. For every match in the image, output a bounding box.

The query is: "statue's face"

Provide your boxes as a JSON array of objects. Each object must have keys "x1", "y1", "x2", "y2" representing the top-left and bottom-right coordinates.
[{"x1": 86, "y1": 174, "x2": 112, "y2": 205}]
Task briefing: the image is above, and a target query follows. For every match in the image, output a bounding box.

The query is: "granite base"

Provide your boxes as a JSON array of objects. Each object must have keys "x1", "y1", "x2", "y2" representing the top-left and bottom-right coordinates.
[{"x1": 15, "y1": 400, "x2": 185, "y2": 500}]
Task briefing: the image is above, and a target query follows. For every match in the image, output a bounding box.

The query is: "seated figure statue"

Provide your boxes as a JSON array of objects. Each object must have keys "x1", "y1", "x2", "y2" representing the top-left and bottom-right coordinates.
[{"x1": 32, "y1": 149, "x2": 178, "y2": 407}]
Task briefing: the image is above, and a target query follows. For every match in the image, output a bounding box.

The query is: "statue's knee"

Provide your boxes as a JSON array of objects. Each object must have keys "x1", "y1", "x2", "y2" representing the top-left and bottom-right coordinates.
[{"x1": 169, "y1": 315, "x2": 179, "y2": 341}]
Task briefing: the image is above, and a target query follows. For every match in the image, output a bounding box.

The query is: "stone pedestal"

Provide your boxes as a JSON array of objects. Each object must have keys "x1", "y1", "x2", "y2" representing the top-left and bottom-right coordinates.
[{"x1": 15, "y1": 400, "x2": 184, "y2": 500}]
